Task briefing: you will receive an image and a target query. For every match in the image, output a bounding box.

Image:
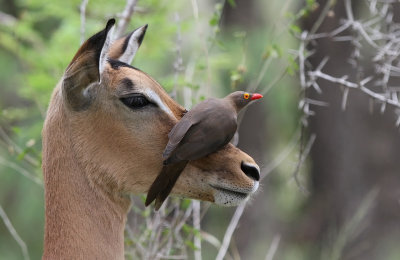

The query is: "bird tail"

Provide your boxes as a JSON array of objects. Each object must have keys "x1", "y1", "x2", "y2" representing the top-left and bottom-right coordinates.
[{"x1": 145, "y1": 161, "x2": 188, "y2": 210}]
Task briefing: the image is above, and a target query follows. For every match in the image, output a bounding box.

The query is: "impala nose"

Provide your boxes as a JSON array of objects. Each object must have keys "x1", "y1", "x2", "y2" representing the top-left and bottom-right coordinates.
[{"x1": 241, "y1": 162, "x2": 260, "y2": 181}]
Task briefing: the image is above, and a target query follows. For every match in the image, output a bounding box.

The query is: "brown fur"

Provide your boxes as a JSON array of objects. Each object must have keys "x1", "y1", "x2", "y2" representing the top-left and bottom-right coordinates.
[{"x1": 42, "y1": 23, "x2": 259, "y2": 259}]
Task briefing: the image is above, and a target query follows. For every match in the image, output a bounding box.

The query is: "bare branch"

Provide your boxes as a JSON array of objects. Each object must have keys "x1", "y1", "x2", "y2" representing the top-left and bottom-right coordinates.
[
  {"x1": 0, "y1": 127, "x2": 40, "y2": 167},
  {"x1": 260, "y1": 64, "x2": 289, "y2": 96},
  {"x1": 173, "y1": 13, "x2": 184, "y2": 95},
  {"x1": 192, "y1": 201, "x2": 202, "y2": 260},
  {"x1": 299, "y1": 32, "x2": 308, "y2": 89},
  {"x1": 261, "y1": 128, "x2": 300, "y2": 179},
  {"x1": 80, "y1": 0, "x2": 89, "y2": 44},
  {"x1": 0, "y1": 156, "x2": 42, "y2": 186},
  {"x1": 292, "y1": 132, "x2": 316, "y2": 195},
  {"x1": 114, "y1": 0, "x2": 138, "y2": 39},
  {"x1": 321, "y1": 188, "x2": 378, "y2": 259},
  {"x1": 344, "y1": 0, "x2": 354, "y2": 22},
  {"x1": 264, "y1": 234, "x2": 281, "y2": 260},
  {"x1": 0, "y1": 205, "x2": 30, "y2": 260},
  {"x1": 215, "y1": 203, "x2": 246, "y2": 260},
  {"x1": 341, "y1": 87, "x2": 350, "y2": 110},
  {"x1": 309, "y1": 0, "x2": 336, "y2": 35},
  {"x1": 0, "y1": 11, "x2": 17, "y2": 26},
  {"x1": 200, "y1": 230, "x2": 221, "y2": 248}
]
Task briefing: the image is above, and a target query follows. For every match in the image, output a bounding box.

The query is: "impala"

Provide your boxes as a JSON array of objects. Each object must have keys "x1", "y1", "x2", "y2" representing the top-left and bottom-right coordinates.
[{"x1": 42, "y1": 19, "x2": 260, "y2": 259}]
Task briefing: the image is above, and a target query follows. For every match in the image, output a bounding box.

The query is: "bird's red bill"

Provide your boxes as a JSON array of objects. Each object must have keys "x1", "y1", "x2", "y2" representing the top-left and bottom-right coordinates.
[{"x1": 251, "y1": 93, "x2": 263, "y2": 100}]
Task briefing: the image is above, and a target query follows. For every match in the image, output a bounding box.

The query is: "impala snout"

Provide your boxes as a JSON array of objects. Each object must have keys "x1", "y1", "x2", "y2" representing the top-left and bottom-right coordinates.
[
  {"x1": 184, "y1": 150, "x2": 259, "y2": 206},
  {"x1": 210, "y1": 158, "x2": 260, "y2": 206},
  {"x1": 211, "y1": 176, "x2": 259, "y2": 207},
  {"x1": 172, "y1": 145, "x2": 260, "y2": 207}
]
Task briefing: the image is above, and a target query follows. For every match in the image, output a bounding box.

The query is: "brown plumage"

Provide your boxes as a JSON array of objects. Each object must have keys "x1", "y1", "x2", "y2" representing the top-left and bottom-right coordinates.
[{"x1": 145, "y1": 91, "x2": 263, "y2": 210}]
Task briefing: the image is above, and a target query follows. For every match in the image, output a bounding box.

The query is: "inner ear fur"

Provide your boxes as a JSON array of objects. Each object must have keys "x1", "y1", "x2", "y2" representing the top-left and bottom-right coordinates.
[
  {"x1": 108, "y1": 24, "x2": 148, "y2": 64},
  {"x1": 62, "y1": 19, "x2": 115, "y2": 111}
]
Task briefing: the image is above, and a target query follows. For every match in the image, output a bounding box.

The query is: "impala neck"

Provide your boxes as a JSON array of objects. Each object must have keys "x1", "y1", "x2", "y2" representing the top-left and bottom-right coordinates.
[{"x1": 42, "y1": 90, "x2": 130, "y2": 259}]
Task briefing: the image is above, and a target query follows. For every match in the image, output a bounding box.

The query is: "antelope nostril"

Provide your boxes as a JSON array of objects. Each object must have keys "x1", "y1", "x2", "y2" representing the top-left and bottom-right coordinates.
[{"x1": 241, "y1": 162, "x2": 260, "y2": 181}]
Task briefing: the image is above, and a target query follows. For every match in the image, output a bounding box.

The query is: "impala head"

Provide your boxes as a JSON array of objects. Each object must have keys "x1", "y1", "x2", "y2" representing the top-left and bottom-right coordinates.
[{"x1": 47, "y1": 19, "x2": 260, "y2": 207}]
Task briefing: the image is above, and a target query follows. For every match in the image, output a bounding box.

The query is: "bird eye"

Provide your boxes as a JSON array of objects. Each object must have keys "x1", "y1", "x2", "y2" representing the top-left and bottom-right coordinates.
[
  {"x1": 244, "y1": 93, "x2": 250, "y2": 99},
  {"x1": 120, "y1": 95, "x2": 150, "y2": 109}
]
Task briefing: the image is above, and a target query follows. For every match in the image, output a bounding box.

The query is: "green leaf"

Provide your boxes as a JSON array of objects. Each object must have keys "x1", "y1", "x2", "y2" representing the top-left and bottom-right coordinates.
[
  {"x1": 162, "y1": 228, "x2": 170, "y2": 236},
  {"x1": 12, "y1": 127, "x2": 21, "y2": 135},
  {"x1": 290, "y1": 24, "x2": 301, "y2": 34},
  {"x1": 184, "y1": 240, "x2": 199, "y2": 250},
  {"x1": 306, "y1": 0, "x2": 315, "y2": 7},
  {"x1": 209, "y1": 16, "x2": 218, "y2": 26},
  {"x1": 227, "y1": 0, "x2": 237, "y2": 7},
  {"x1": 181, "y1": 199, "x2": 192, "y2": 209},
  {"x1": 287, "y1": 56, "x2": 299, "y2": 76}
]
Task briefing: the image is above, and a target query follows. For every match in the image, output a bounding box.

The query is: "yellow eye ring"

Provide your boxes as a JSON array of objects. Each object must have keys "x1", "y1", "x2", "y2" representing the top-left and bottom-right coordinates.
[{"x1": 244, "y1": 93, "x2": 250, "y2": 99}]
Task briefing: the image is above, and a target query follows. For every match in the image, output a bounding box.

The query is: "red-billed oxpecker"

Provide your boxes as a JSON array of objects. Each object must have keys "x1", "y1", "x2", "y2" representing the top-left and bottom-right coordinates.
[{"x1": 145, "y1": 91, "x2": 263, "y2": 210}]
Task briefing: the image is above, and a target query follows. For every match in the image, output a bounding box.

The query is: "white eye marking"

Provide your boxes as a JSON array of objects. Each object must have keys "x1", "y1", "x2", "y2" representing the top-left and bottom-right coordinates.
[{"x1": 145, "y1": 89, "x2": 173, "y2": 116}]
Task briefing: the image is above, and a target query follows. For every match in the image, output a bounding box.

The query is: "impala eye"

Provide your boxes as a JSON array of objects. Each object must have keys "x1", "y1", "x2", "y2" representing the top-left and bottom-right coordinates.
[{"x1": 120, "y1": 95, "x2": 150, "y2": 109}]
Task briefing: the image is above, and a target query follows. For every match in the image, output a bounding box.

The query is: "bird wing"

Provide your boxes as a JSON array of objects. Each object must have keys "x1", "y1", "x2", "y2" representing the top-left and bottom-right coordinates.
[
  {"x1": 170, "y1": 109, "x2": 237, "y2": 162},
  {"x1": 173, "y1": 120, "x2": 236, "y2": 161},
  {"x1": 162, "y1": 118, "x2": 196, "y2": 160},
  {"x1": 145, "y1": 161, "x2": 188, "y2": 210},
  {"x1": 162, "y1": 100, "x2": 218, "y2": 160}
]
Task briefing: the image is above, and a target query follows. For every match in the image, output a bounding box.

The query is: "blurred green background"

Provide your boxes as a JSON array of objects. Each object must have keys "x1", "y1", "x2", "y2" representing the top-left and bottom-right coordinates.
[{"x1": 1, "y1": 0, "x2": 400, "y2": 259}]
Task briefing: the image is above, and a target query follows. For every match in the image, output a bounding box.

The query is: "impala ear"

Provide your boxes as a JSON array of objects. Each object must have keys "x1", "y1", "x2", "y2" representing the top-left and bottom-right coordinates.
[
  {"x1": 108, "y1": 24, "x2": 148, "y2": 64},
  {"x1": 63, "y1": 19, "x2": 115, "y2": 110}
]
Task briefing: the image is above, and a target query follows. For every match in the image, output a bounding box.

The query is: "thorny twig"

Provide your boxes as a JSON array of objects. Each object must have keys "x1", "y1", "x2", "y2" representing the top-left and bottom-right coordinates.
[
  {"x1": 292, "y1": 0, "x2": 400, "y2": 195},
  {"x1": 297, "y1": 0, "x2": 400, "y2": 125}
]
